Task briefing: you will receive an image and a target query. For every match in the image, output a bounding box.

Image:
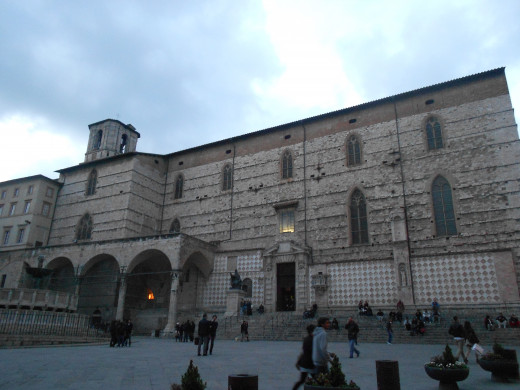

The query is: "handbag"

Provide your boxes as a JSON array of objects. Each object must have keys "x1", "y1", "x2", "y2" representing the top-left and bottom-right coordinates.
[{"x1": 472, "y1": 343, "x2": 484, "y2": 354}]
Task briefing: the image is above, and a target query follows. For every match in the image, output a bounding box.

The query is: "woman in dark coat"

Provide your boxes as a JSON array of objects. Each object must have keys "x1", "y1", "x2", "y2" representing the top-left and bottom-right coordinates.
[
  {"x1": 464, "y1": 321, "x2": 482, "y2": 362},
  {"x1": 293, "y1": 324, "x2": 316, "y2": 390}
]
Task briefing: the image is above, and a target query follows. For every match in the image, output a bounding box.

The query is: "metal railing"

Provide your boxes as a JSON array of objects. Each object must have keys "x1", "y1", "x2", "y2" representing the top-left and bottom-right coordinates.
[{"x1": 0, "y1": 309, "x2": 99, "y2": 337}]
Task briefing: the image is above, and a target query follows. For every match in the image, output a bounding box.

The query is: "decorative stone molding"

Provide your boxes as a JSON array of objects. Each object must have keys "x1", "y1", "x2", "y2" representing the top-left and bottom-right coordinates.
[{"x1": 311, "y1": 272, "x2": 328, "y2": 293}]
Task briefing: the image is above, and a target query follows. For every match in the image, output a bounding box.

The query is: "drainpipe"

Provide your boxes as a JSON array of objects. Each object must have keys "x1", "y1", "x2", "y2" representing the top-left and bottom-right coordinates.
[{"x1": 392, "y1": 98, "x2": 416, "y2": 305}]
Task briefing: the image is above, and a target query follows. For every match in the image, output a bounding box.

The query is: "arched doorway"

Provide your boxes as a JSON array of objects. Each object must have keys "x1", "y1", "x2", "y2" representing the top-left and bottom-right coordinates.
[
  {"x1": 125, "y1": 250, "x2": 172, "y2": 333},
  {"x1": 78, "y1": 255, "x2": 120, "y2": 324},
  {"x1": 46, "y1": 257, "x2": 75, "y2": 294},
  {"x1": 178, "y1": 251, "x2": 211, "y2": 313}
]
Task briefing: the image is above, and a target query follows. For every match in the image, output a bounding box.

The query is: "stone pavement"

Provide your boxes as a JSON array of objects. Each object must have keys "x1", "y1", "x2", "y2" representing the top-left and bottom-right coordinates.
[{"x1": 0, "y1": 337, "x2": 518, "y2": 390}]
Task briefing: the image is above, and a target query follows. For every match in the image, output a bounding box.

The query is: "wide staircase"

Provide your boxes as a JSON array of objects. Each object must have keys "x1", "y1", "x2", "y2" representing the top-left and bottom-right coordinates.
[{"x1": 214, "y1": 306, "x2": 520, "y2": 346}]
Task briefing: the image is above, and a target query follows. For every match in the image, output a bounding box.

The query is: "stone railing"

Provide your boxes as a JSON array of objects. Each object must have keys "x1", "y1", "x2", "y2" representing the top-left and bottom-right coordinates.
[{"x1": 0, "y1": 288, "x2": 78, "y2": 312}]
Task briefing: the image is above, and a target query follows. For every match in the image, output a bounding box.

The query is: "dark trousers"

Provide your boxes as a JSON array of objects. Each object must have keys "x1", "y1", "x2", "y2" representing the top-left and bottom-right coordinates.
[
  {"x1": 197, "y1": 335, "x2": 210, "y2": 355},
  {"x1": 209, "y1": 335, "x2": 216, "y2": 354}
]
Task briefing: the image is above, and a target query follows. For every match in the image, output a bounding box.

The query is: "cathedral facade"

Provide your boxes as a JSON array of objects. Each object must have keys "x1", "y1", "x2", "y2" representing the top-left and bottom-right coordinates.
[{"x1": 1, "y1": 68, "x2": 519, "y2": 333}]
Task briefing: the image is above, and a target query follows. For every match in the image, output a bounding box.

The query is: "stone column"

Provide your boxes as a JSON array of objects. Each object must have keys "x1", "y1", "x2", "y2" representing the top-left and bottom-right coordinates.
[
  {"x1": 115, "y1": 268, "x2": 127, "y2": 321},
  {"x1": 163, "y1": 271, "x2": 181, "y2": 334}
]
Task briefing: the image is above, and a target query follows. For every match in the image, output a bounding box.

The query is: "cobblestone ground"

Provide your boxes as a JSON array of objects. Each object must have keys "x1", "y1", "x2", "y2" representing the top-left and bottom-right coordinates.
[{"x1": 0, "y1": 337, "x2": 518, "y2": 390}]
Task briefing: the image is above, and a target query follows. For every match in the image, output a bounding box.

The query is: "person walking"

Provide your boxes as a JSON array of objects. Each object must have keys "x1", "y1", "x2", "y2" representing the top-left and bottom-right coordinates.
[
  {"x1": 448, "y1": 316, "x2": 466, "y2": 362},
  {"x1": 240, "y1": 320, "x2": 249, "y2": 342},
  {"x1": 463, "y1": 321, "x2": 483, "y2": 362},
  {"x1": 312, "y1": 317, "x2": 335, "y2": 374},
  {"x1": 386, "y1": 319, "x2": 393, "y2": 344},
  {"x1": 345, "y1": 317, "x2": 360, "y2": 358},
  {"x1": 208, "y1": 315, "x2": 218, "y2": 355},
  {"x1": 197, "y1": 314, "x2": 210, "y2": 356},
  {"x1": 292, "y1": 324, "x2": 316, "y2": 390}
]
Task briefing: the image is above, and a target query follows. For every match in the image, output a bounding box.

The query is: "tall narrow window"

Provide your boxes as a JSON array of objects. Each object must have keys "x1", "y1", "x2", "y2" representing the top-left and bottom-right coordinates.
[
  {"x1": 16, "y1": 228, "x2": 25, "y2": 243},
  {"x1": 279, "y1": 209, "x2": 295, "y2": 233},
  {"x1": 23, "y1": 201, "x2": 31, "y2": 214},
  {"x1": 86, "y1": 170, "x2": 97, "y2": 196},
  {"x1": 0, "y1": 204, "x2": 3, "y2": 216},
  {"x1": 222, "y1": 164, "x2": 233, "y2": 191},
  {"x1": 1, "y1": 274, "x2": 6, "y2": 288},
  {"x1": 432, "y1": 176, "x2": 457, "y2": 236},
  {"x1": 27, "y1": 185, "x2": 33, "y2": 195},
  {"x1": 42, "y1": 202, "x2": 51, "y2": 217},
  {"x1": 426, "y1": 117, "x2": 443, "y2": 150},
  {"x1": 174, "y1": 175, "x2": 183, "y2": 199},
  {"x1": 13, "y1": 188, "x2": 19, "y2": 197},
  {"x1": 3, "y1": 230, "x2": 10, "y2": 245},
  {"x1": 169, "y1": 218, "x2": 181, "y2": 233},
  {"x1": 76, "y1": 213, "x2": 93, "y2": 240},
  {"x1": 9, "y1": 203, "x2": 16, "y2": 216},
  {"x1": 350, "y1": 189, "x2": 369, "y2": 244},
  {"x1": 282, "y1": 150, "x2": 293, "y2": 179},
  {"x1": 1, "y1": 191, "x2": 5, "y2": 199},
  {"x1": 94, "y1": 130, "x2": 103, "y2": 150},
  {"x1": 347, "y1": 135, "x2": 362, "y2": 166},
  {"x1": 120, "y1": 134, "x2": 128, "y2": 153}
]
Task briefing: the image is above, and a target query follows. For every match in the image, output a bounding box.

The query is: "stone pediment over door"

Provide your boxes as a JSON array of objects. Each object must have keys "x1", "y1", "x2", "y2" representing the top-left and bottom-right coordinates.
[{"x1": 262, "y1": 241, "x2": 312, "y2": 313}]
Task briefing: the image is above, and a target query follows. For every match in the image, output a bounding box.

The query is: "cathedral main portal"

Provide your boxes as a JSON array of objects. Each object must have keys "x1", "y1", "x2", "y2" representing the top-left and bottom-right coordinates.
[{"x1": 276, "y1": 262, "x2": 295, "y2": 311}]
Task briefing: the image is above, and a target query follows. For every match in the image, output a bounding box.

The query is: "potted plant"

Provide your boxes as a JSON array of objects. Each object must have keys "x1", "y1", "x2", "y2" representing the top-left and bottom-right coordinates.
[
  {"x1": 171, "y1": 360, "x2": 207, "y2": 390},
  {"x1": 304, "y1": 355, "x2": 360, "y2": 389},
  {"x1": 478, "y1": 343, "x2": 519, "y2": 383},
  {"x1": 424, "y1": 345, "x2": 469, "y2": 390}
]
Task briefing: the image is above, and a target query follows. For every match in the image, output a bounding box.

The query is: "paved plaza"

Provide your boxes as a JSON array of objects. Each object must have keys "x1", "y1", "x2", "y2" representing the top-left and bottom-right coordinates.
[{"x1": 0, "y1": 337, "x2": 518, "y2": 390}]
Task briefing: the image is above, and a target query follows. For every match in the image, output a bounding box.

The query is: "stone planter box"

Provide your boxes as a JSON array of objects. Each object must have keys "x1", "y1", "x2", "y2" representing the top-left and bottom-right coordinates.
[
  {"x1": 424, "y1": 366, "x2": 469, "y2": 390},
  {"x1": 478, "y1": 358, "x2": 519, "y2": 382}
]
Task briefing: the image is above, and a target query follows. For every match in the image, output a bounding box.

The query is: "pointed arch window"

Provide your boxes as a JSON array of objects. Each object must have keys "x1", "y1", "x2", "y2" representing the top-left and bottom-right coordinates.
[
  {"x1": 169, "y1": 218, "x2": 181, "y2": 233},
  {"x1": 426, "y1": 117, "x2": 443, "y2": 150},
  {"x1": 119, "y1": 134, "x2": 128, "y2": 153},
  {"x1": 347, "y1": 135, "x2": 362, "y2": 166},
  {"x1": 432, "y1": 176, "x2": 457, "y2": 236},
  {"x1": 174, "y1": 175, "x2": 184, "y2": 199},
  {"x1": 222, "y1": 164, "x2": 233, "y2": 191},
  {"x1": 76, "y1": 213, "x2": 93, "y2": 240},
  {"x1": 350, "y1": 189, "x2": 368, "y2": 244},
  {"x1": 86, "y1": 170, "x2": 97, "y2": 196},
  {"x1": 94, "y1": 130, "x2": 103, "y2": 150},
  {"x1": 282, "y1": 150, "x2": 293, "y2": 179}
]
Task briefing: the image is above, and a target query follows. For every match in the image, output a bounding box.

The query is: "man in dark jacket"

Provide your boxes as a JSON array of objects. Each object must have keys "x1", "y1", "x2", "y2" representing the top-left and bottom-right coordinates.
[
  {"x1": 197, "y1": 313, "x2": 210, "y2": 356},
  {"x1": 208, "y1": 315, "x2": 218, "y2": 355},
  {"x1": 345, "y1": 317, "x2": 360, "y2": 358},
  {"x1": 448, "y1": 316, "x2": 466, "y2": 362}
]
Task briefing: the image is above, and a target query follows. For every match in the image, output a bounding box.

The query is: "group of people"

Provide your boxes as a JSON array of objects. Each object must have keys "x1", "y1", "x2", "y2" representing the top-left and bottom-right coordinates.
[
  {"x1": 109, "y1": 319, "x2": 133, "y2": 347},
  {"x1": 174, "y1": 320, "x2": 196, "y2": 342},
  {"x1": 293, "y1": 317, "x2": 339, "y2": 390},
  {"x1": 239, "y1": 300, "x2": 253, "y2": 316},
  {"x1": 194, "y1": 314, "x2": 219, "y2": 356},
  {"x1": 302, "y1": 303, "x2": 318, "y2": 319},
  {"x1": 358, "y1": 300, "x2": 373, "y2": 316},
  {"x1": 485, "y1": 313, "x2": 519, "y2": 330},
  {"x1": 448, "y1": 316, "x2": 484, "y2": 363}
]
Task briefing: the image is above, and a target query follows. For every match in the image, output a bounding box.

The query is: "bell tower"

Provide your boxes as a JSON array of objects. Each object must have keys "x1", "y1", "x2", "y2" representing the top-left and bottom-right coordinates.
[{"x1": 84, "y1": 119, "x2": 140, "y2": 162}]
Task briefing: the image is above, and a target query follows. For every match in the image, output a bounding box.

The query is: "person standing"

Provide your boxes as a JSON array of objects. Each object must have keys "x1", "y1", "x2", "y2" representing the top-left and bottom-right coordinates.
[
  {"x1": 292, "y1": 324, "x2": 316, "y2": 390},
  {"x1": 448, "y1": 316, "x2": 466, "y2": 362},
  {"x1": 240, "y1": 320, "x2": 249, "y2": 341},
  {"x1": 197, "y1": 314, "x2": 210, "y2": 356},
  {"x1": 312, "y1": 317, "x2": 335, "y2": 374},
  {"x1": 386, "y1": 319, "x2": 393, "y2": 344},
  {"x1": 208, "y1": 315, "x2": 218, "y2": 355},
  {"x1": 124, "y1": 319, "x2": 133, "y2": 347},
  {"x1": 345, "y1": 317, "x2": 360, "y2": 358}
]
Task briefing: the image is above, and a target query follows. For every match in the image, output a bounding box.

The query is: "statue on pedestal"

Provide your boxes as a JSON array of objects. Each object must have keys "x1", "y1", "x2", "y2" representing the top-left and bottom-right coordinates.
[{"x1": 230, "y1": 269, "x2": 242, "y2": 290}]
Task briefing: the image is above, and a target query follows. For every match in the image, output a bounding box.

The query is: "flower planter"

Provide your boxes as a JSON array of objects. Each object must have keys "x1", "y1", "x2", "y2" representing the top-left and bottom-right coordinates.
[
  {"x1": 424, "y1": 366, "x2": 469, "y2": 390},
  {"x1": 478, "y1": 358, "x2": 520, "y2": 383}
]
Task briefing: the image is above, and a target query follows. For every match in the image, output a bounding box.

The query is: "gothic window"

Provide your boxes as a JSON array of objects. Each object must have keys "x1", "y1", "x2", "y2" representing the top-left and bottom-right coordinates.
[
  {"x1": 222, "y1": 164, "x2": 233, "y2": 191},
  {"x1": 281, "y1": 150, "x2": 293, "y2": 179},
  {"x1": 432, "y1": 176, "x2": 457, "y2": 236},
  {"x1": 350, "y1": 189, "x2": 368, "y2": 244},
  {"x1": 169, "y1": 218, "x2": 181, "y2": 233},
  {"x1": 94, "y1": 130, "x2": 103, "y2": 150},
  {"x1": 76, "y1": 213, "x2": 93, "y2": 240},
  {"x1": 174, "y1": 175, "x2": 183, "y2": 199},
  {"x1": 86, "y1": 170, "x2": 97, "y2": 196},
  {"x1": 426, "y1": 117, "x2": 443, "y2": 150},
  {"x1": 119, "y1": 134, "x2": 128, "y2": 153},
  {"x1": 279, "y1": 208, "x2": 295, "y2": 233},
  {"x1": 347, "y1": 135, "x2": 362, "y2": 166}
]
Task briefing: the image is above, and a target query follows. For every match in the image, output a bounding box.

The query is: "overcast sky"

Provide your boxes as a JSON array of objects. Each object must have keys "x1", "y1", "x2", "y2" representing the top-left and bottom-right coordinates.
[{"x1": 1, "y1": 0, "x2": 519, "y2": 182}]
